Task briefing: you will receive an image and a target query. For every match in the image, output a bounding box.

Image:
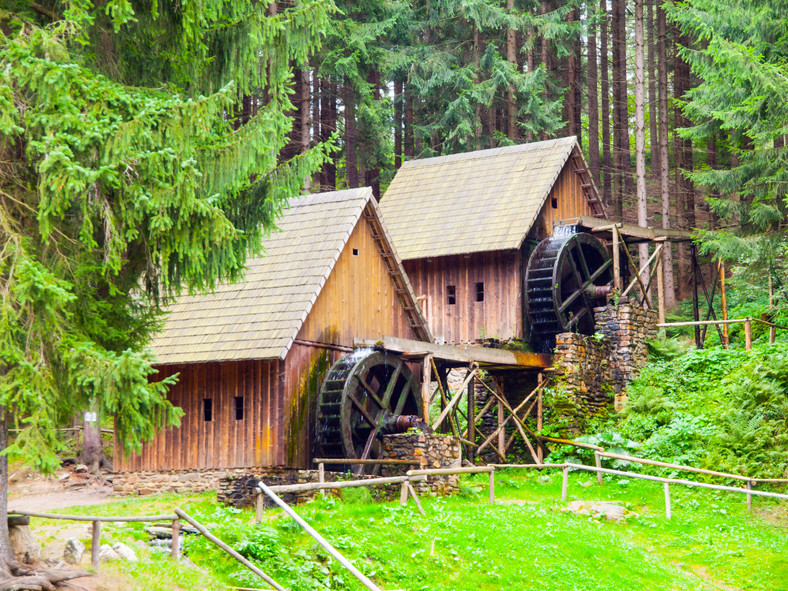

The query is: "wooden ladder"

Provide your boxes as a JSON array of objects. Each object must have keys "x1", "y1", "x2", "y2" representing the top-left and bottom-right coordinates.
[{"x1": 570, "y1": 151, "x2": 605, "y2": 217}]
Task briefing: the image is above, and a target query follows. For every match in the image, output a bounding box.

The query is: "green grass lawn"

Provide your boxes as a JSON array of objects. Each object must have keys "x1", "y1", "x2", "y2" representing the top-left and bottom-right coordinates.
[{"x1": 34, "y1": 471, "x2": 788, "y2": 591}]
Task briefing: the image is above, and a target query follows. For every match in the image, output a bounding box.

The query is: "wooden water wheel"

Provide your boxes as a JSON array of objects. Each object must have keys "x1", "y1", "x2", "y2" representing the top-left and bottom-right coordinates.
[
  {"x1": 315, "y1": 350, "x2": 424, "y2": 469},
  {"x1": 525, "y1": 229, "x2": 613, "y2": 351}
]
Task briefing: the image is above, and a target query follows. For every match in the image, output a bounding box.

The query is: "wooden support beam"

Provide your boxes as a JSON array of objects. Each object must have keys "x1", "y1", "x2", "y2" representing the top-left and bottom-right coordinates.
[
  {"x1": 657, "y1": 245, "x2": 666, "y2": 325},
  {"x1": 422, "y1": 354, "x2": 432, "y2": 425},
  {"x1": 720, "y1": 259, "x2": 729, "y2": 349},
  {"x1": 612, "y1": 224, "x2": 621, "y2": 291},
  {"x1": 617, "y1": 227, "x2": 652, "y2": 307}
]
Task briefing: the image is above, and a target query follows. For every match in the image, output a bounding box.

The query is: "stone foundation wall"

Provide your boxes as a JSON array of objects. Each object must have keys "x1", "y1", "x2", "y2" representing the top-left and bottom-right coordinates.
[
  {"x1": 549, "y1": 297, "x2": 658, "y2": 433},
  {"x1": 111, "y1": 467, "x2": 252, "y2": 496},
  {"x1": 380, "y1": 433, "x2": 462, "y2": 495}
]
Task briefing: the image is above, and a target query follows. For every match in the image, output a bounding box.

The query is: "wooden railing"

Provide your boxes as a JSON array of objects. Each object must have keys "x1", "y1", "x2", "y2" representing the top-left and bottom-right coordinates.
[{"x1": 659, "y1": 316, "x2": 788, "y2": 350}]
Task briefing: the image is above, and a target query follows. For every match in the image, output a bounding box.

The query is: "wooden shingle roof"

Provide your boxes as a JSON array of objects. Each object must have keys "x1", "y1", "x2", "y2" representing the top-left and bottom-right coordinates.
[
  {"x1": 379, "y1": 136, "x2": 584, "y2": 260},
  {"x1": 152, "y1": 188, "x2": 426, "y2": 364}
]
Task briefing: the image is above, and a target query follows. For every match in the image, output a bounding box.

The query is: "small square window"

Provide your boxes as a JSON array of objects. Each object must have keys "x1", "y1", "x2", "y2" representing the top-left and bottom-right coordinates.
[
  {"x1": 234, "y1": 396, "x2": 244, "y2": 421},
  {"x1": 475, "y1": 282, "x2": 484, "y2": 302},
  {"x1": 551, "y1": 196, "x2": 558, "y2": 209},
  {"x1": 352, "y1": 248, "x2": 359, "y2": 256},
  {"x1": 447, "y1": 285, "x2": 456, "y2": 305},
  {"x1": 203, "y1": 398, "x2": 213, "y2": 422}
]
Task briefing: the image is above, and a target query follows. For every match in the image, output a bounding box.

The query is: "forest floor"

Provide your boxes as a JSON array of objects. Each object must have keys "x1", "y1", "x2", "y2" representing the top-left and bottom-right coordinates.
[{"x1": 13, "y1": 469, "x2": 788, "y2": 591}]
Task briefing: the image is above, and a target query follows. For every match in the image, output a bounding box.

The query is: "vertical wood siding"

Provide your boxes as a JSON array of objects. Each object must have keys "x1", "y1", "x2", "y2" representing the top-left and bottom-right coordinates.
[
  {"x1": 114, "y1": 359, "x2": 281, "y2": 471},
  {"x1": 404, "y1": 251, "x2": 521, "y2": 345},
  {"x1": 531, "y1": 160, "x2": 597, "y2": 239}
]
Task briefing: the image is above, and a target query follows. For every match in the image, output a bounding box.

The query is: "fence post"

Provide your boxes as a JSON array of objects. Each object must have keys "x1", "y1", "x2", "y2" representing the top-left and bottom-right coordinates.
[
  {"x1": 664, "y1": 483, "x2": 671, "y2": 520},
  {"x1": 746, "y1": 480, "x2": 752, "y2": 512},
  {"x1": 319, "y1": 462, "x2": 326, "y2": 499},
  {"x1": 171, "y1": 519, "x2": 180, "y2": 560},
  {"x1": 255, "y1": 490, "x2": 263, "y2": 523},
  {"x1": 744, "y1": 318, "x2": 752, "y2": 351},
  {"x1": 561, "y1": 467, "x2": 569, "y2": 501},
  {"x1": 489, "y1": 470, "x2": 495, "y2": 504},
  {"x1": 91, "y1": 520, "x2": 101, "y2": 570},
  {"x1": 594, "y1": 451, "x2": 603, "y2": 485},
  {"x1": 400, "y1": 481, "x2": 409, "y2": 506}
]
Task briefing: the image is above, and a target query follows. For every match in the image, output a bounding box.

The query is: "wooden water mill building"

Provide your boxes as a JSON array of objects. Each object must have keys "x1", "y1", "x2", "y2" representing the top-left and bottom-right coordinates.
[
  {"x1": 379, "y1": 136, "x2": 605, "y2": 346},
  {"x1": 114, "y1": 188, "x2": 431, "y2": 472}
]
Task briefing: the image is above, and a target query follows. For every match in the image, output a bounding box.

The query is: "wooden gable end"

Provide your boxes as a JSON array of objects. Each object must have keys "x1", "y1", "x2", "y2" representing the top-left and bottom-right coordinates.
[
  {"x1": 530, "y1": 157, "x2": 605, "y2": 241},
  {"x1": 294, "y1": 204, "x2": 422, "y2": 347}
]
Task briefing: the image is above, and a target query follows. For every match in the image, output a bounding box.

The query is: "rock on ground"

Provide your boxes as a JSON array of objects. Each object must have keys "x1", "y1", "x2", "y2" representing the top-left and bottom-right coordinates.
[
  {"x1": 9, "y1": 525, "x2": 42, "y2": 564},
  {"x1": 99, "y1": 544, "x2": 121, "y2": 562},
  {"x1": 112, "y1": 542, "x2": 138, "y2": 562},
  {"x1": 566, "y1": 500, "x2": 634, "y2": 522},
  {"x1": 63, "y1": 538, "x2": 85, "y2": 565}
]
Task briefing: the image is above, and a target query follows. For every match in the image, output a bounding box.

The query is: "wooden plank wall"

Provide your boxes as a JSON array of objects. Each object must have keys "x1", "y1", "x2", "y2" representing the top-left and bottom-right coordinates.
[
  {"x1": 403, "y1": 251, "x2": 521, "y2": 345},
  {"x1": 531, "y1": 160, "x2": 597, "y2": 239},
  {"x1": 114, "y1": 359, "x2": 282, "y2": 471},
  {"x1": 296, "y1": 213, "x2": 420, "y2": 347}
]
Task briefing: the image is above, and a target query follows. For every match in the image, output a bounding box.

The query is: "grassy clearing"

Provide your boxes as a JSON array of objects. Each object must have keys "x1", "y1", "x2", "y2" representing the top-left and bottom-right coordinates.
[{"x1": 30, "y1": 471, "x2": 788, "y2": 590}]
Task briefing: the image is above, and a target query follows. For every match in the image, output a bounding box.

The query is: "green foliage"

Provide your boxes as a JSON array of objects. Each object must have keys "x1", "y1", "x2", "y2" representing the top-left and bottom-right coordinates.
[{"x1": 0, "y1": 3, "x2": 333, "y2": 470}]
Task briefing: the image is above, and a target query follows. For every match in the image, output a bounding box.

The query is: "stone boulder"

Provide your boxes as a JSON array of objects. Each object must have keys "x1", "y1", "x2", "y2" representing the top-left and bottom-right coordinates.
[
  {"x1": 9, "y1": 526, "x2": 41, "y2": 564},
  {"x1": 99, "y1": 544, "x2": 120, "y2": 562},
  {"x1": 566, "y1": 500, "x2": 633, "y2": 522},
  {"x1": 112, "y1": 542, "x2": 138, "y2": 562},
  {"x1": 63, "y1": 538, "x2": 85, "y2": 565}
]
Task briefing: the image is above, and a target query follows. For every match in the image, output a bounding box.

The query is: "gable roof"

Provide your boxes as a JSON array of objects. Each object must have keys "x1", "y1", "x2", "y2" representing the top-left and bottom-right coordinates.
[
  {"x1": 152, "y1": 188, "x2": 429, "y2": 365},
  {"x1": 379, "y1": 136, "x2": 598, "y2": 260}
]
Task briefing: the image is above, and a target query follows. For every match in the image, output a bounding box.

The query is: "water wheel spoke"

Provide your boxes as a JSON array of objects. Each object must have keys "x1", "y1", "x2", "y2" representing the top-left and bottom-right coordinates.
[
  {"x1": 392, "y1": 374, "x2": 413, "y2": 415},
  {"x1": 379, "y1": 359, "x2": 403, "y2": 409},
  {"x1": 356, "y1": 375, "x2": 386, "y2": 410},
  {"x1": 346, "y1": 391, "x2": 380, "y2": 430},
  {"x1": 573, "y1": 241, "x2": 593, "y2": 281}
]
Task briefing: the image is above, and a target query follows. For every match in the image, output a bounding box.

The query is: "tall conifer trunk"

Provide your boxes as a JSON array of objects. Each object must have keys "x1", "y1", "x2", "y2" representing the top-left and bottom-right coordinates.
[
  {"x1": 394, "y1": 78, "x2": 403, "y2": 170},
  {"x1": 587, "y1": 2, "x2": 600, "y2": 188},
  {"x1": 657, "y1": 3, "x2": 677, "y2": 307},
  {"x1": 611, "y1": 0, "x2": 625, "y2": 219},
  {"x1": 647, "y1": 0, "x2": 658, "y2": 172},
  {"x1": 600, "y1": 0, "x2": 613, "y2": 210},
  {"x1": 404, "y1": 89, "x2": 414, "y2": 158},
  {"x1": 634, "y1": 0, "x2": 650, "y2": 289},
  {"x1": 507, "y1": 0, "x2": 518, "y2": 141},
  {"x1": 344, "y1": 82, "x2": 358, "y2": 188}
]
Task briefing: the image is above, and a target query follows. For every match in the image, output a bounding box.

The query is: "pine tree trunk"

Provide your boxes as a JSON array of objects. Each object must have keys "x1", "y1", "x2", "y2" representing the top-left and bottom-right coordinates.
[
  {"x1": 657, "y1": 2, "x2": 677, "y2": 308},
  {"x1": 311, "y1": 69, "x2": 320, "y2": 190},
  {"x1": 404, "y1": 88, "x2": 414, "y2": 158},
  {"x1": 300, "y1": 68, "x2": 311, "y2": 190},
  {"x1": 0, "y1": 410, "x2": 11, "y2": 565},
  {"x1": 647, "y1": 0, "x2": 658, "y2": 172},
  {"x1": 507, "y1": 0, "x2": 518, "y2": 141},
  {"x1": 394, "y1": 78, "x2": 403, "y2": 170},
  {"x1": 587, "y1": 1, "x2": 600, "y2": 188},
  {"x1": 573, "y1": 7, "x2": 582, "y2": 148},
  {"x1": 611, "y1": 0, "x2": 625, "y2": 219},
  {"x1": 540, "y1": 0, "x2": 552, "y2": 139},
  {"x1": 365, "y1": 69, "x2": 381, "y2": 198},
  {"x1": 344, "y1": 82, "x2": 358, "y2": 188},
  {"x1": 567, "y1": 8, "x2": 578, "y2": 142},
  {"x1": 600, "y1": 0, "x2": 613, "y2": 211},
  {"x1": 634, "y1": 0, "x2": 650, "y2": 288}
]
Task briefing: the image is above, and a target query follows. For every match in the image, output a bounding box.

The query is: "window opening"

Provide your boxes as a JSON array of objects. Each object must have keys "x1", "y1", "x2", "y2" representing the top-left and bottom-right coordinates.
[
  {"x1": 551, "y1": 196, "x2": 558, "y2": 209},
  {"x1": 475, "y1": 282, "x2": 484, "y2": 302},
  {"x1": 203, "y1": 398, "x2": 213, "y2": 422},
  {"x1": 234, "y1": 396, "x2": 244, "y2": 421},
  {"x1": 352, "y1": 248, "x2": 359, "y2": 256},
  {"x1": 447, "y1": 285, "x2": 456, "y2": 305}
]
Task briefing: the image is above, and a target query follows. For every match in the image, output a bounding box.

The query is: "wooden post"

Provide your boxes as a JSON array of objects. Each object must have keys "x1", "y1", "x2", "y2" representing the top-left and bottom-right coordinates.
[
  {"x1": 744, "y1": 318, "x2": 752, "y2": 351},
  {"x1": 467, "y1": 374, "x2": 475, "y2": 464},
  {"x1": 746, "y1": 480, "x2": 752, "y2": 512},
  {"x1": 656, "y1": 241, "x2": 666, "y2": 325},
  {"x1": 496, "y1": 380, "x2": 505, "y2": 460},
  {"x1": 171, "y1": 519, "x2": 181, "y2": 560},
  {"x1": 769, "y1": 277, "x2": 777, "y2": 343},
  {"x1": 561, "y1": 467, "x2": 569, "y2": 501},
  {"x1": 91, "y1": 520, "x2": 101, "y2": 570},
  {"x1": 422, "y1": 355, "x2": 432, "y2": 425},
  {"x1": 594, "y1": 451, "x2": 603, "y2": 485},
  {"x1": 664, "y1": 482, "x2": 671, "y2": 520},
  {"x1": 692, "y1": 244, "x2": 702, "y2": 349},
  {"x1": 400, "y1": 481, "x2": 409, "y2": 506},
  {"x1": 406, "y1": 482, "x2": 425, "y2": 516},
  {"x1": 255, "y1": 490, "x2": 263, "y2": 523},
  {"x1": 612, "y1": 225, "x2": 621, "y2": 291},
  {"x1": 489, "y1": 470, "x2": 495, "y2": 504},
  {"x1": 720, "y1": 260, "x2": 729, "y2": 349},
  {"x1": 318, "y1": 462, "x2": 325, "y2": 499},
  {"x1": 536, "y1": 376, "x2": 544, "y2": 464}
]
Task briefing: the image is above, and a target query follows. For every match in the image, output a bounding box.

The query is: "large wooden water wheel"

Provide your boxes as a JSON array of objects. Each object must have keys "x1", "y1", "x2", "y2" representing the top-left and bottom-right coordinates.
[
  {"x1": 315, "y1": 350, "x2": 425, "y2": 469},
  {"x1": 525, "y1": 228, "x2": 613, "y2": 351}
]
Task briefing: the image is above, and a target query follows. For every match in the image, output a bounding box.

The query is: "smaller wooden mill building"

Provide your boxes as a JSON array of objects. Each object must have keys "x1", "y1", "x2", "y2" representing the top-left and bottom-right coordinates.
[
  {"x1": 114, "y1": 188, "x2": 431, "y2": 473},
  {"x1": 379, "y1": 136, "x2": 605, "y2": 346}
]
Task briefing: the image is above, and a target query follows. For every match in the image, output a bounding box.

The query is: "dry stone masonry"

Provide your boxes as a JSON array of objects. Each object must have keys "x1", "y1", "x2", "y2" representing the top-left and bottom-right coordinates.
[
  {"x1": 379, "y1": 433, "x2": 462, "y2": 495},
  {"x1": 549, "y1": 297, "x2": 658, "y2": 433}
]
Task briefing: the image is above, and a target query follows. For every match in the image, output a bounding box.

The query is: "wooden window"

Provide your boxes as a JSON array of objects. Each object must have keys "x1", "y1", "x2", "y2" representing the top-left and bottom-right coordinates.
[
  {"x1": 234, "y1": 396, "x2": 244, "y2": 421},
  {"x1": 352, "y1": 248, "x2": 359, "y2": 256},
  {"x1": 447, "y1": 285, "x2": 456, "y2": 305},
  {"x1": 475, "y1": 282, "x2": 484, "y2": 302},
  {"x1": 551, "y1": 196, "x2": 558, "y2": 209},
  {"x1": 203, "y1": 398, "x2": 213, "y2": 422}
]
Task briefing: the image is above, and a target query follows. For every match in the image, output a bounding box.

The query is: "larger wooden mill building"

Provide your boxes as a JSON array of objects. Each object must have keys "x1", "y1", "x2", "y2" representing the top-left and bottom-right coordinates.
[
  {"x1": 115, "y1": 188, "x2": 431, "y2": 472},
  {"x1": 379, "y1": 136, "x2": 606, "y2": 346}
]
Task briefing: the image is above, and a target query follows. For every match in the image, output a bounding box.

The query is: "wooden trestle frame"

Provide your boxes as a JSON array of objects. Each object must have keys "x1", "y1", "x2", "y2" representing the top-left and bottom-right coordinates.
[{"x1": 355, "y1": 336, "x2": 552, "y2": 464}]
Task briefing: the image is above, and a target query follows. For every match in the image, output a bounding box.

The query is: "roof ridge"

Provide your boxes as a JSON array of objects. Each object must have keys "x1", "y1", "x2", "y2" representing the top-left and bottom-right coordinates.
[
  {"x1": 400, "y1": 136, "x2": 577, "y2": 169},
  {"x1": 289, "y1": 187, "x2": 373, "y2": 208}
]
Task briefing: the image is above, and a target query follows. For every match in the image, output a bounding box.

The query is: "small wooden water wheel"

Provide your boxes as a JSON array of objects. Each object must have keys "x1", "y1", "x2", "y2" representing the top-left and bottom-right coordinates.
[
  {"x1": 315, "y1": 350, "x2": 425, "y2": 469},
  {"x1": 525, "y1": 229, "x2": 614, "y2": 350}
]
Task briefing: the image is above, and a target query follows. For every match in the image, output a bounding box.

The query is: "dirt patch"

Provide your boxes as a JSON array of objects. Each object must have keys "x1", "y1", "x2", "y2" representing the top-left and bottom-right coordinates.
[
  {"x1": 8, "y1": 465, "x2": 114, "y2": 513},
  {"x1": 754, "y1": 503, "x2": 788, "y2": 529}
]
